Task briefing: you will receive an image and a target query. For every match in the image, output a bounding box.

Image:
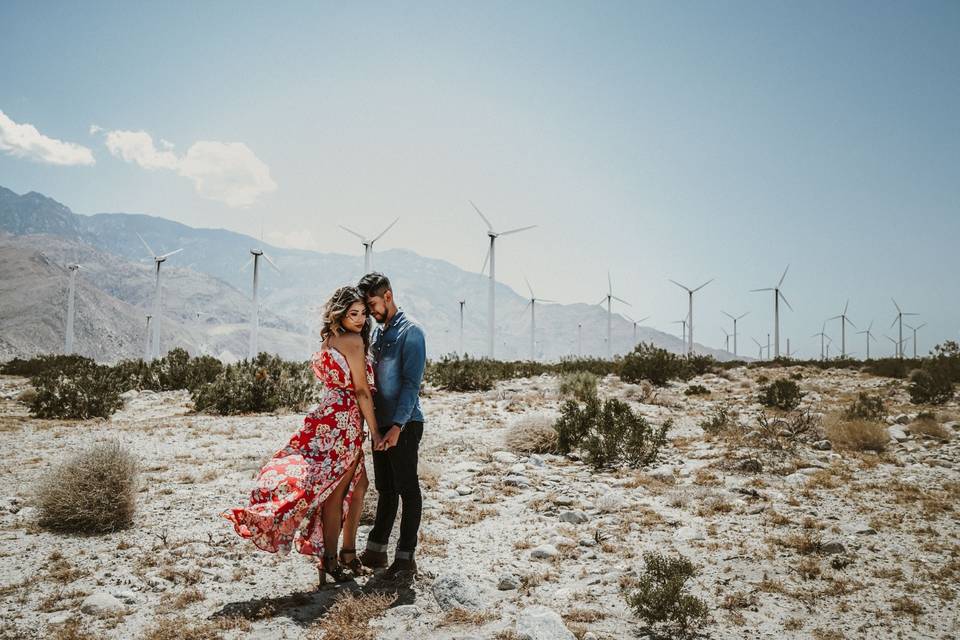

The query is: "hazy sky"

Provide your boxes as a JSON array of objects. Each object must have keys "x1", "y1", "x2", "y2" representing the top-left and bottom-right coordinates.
[{"x1": 2, "y1": 1, "x2": 958, "y2": 358}]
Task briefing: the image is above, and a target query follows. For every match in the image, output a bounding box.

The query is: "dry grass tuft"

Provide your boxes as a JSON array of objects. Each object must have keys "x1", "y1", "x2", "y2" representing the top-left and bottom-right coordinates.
[
  {"x1": 505, "y1": 413, "x2": 558, "y2": 454},
  {"x1": 437, "y1": 607, "x2": 495, "y2": 627},
  {"x1": 310, "y1": 592, "x2": 396, "y2": 640},
  {"x1": 910, "y1": 415, "x2": 952, "y2": 440},
  {"x1": 34, "y1": 439, "x2": 138, "y2": 534},
  {"x1": 141, "y1": 614, "x2": 250, "y2": 640},
  {"x1": 824, "y1": 415, "x2": 888, "y2": 452}
]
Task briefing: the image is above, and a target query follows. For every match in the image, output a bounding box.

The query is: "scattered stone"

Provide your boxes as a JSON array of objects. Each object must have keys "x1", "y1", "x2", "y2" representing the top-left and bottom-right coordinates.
[
  {"x1": 647, "y1": 465, "x2": 675, "y2": 480},
  {"x1": 432, "y1": 573, "x2": 483, "y2": 611},
  {"x1": 783, "y1": 473, "x2": 808, "y2": 486},
  {"x1": 821, "y1": 540, "x2": 846, "y2": 555},
  {"x1": 492, "y1": 451, "x2": 518, "y2": 464},
  {"x1": 844, "y1": 522, "x2": 877, "y2": 535},
  {"x1": 510, "y1": 463, "x2": 527, "y2": 475},
  {"x1": 894, "y1": 414, "x2": 911, "y2": 425},
  {"x1": 888, "y1": 427, "x2": 909, "y2": 442},
  {"x1": 738, "y1": 459, "x2": 763, "y2": 473},
  {"x1": 497, "y1": 574, "x2": 521, "y2": 590},
  {"x1": 578, "y1": 536, "x2": 597, "y2": 547},
  {"x1": 813, "y1": 440, "x2": 832, "y2": 450},
  {"x1": 530, "y1": 544, "x2": 559, "y2": 559},
  {"x1": 455, "y1": 485, "x2": 473, "y2": 496},
  {"x1": 515, "y1": 605, "x2": 576, "y2": 640},
  {"x1": 504, "y1": 474, "x2": 530, "y2": 488},
  {"x1": 674, "y1": 525, "x2": 706, "y2": 541},
  {"x1": 558, "y1": 510, "x2": 589, "y2": 525},
  {"x1": 388, "y1": 605, "x2": 422, "y2": 619},
  {"x1": 553, "y1": 495, "x2": 575, "y2": 506},
  {"x1": 80, "y1": 592, "x2": 125, "y2": 616}
]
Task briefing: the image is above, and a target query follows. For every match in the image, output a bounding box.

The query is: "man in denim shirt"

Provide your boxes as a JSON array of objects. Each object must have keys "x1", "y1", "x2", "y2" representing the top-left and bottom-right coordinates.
[{"x1": 356, "y1": 272, "x2": 427, "y2": 577}]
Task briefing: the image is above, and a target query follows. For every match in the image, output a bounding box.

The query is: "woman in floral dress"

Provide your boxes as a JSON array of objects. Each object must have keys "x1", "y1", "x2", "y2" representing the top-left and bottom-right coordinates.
[{"x1": 222, "y1": 286, "x2": 383, "y2": 586}]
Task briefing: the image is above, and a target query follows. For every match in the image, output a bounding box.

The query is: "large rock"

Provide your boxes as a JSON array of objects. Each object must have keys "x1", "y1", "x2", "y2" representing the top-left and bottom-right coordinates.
[
  {"x1": 432, "y1": 573, "x2": 483, "y2": 611},
  {"x1": 558, "y1": 510, "x2": 589, "y2": 525},
  {"x1": 888, "y1": 426, "x2": 909, "y2": 442},
  {"x1": 530, "y1": 544, "x2": 559, "y2": 559},
  {"x1": 515, "y1": 605, "x2": 576, "y2": 640},
  {"x1": 80, "y1": 592, "x2": 125, "y2": 616}
]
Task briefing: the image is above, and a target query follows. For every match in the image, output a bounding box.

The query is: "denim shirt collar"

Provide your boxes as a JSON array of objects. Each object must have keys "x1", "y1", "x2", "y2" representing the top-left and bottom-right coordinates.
[{"x1": 383, "y1": 308, "x2": 406, "y2": 333}]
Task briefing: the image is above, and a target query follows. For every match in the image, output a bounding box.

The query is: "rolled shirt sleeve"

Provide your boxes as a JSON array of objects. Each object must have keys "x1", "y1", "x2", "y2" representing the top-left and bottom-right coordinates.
[{"x1": 390, "y1": 324, "x2": 426, "y2": 427}]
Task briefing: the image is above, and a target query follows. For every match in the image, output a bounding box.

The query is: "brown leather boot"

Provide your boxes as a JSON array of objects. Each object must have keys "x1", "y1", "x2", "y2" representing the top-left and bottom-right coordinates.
[{"x1": 358, "y1": 548, "x2": 388, "y2": 569}]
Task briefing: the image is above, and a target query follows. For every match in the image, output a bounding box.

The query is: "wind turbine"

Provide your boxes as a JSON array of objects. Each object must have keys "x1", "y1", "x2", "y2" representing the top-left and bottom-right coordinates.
[
  {"x1": 137, "y1": 233, "x2": 183, "y2": 360},
  {"x1": 669, "y1": 278, "x2": 713, "y2": 355},
  {"x1": 721, "y1": 311, "x2": 749, "y2": 358},
  {"x1": 471, "y1": 201, "x2": 536, "y2": 359},
  {"x1": 856, "y1": 321, "x2": 877, "y2": 359},
  {"x1": 751, "y1": 337, "x2": 764, "y2": 360},
  {"x1": 828, "y1": 300, "x2": 857, "y2": 358},
  {"x1": 577, "y1": 323, "x2": 583, "y2": 357},
  {"x1": 812, "y1": 323, "x2": 831, "y2": 361},
  {"x1": 720, "y1": 327, "x2": 731, "y2": 353},
  {"x1": 597, "y1": 272, "x2": 630, "y2": 359},
  {"x1": 338, "y1": 217, "x2": 400, "y2": 273},
  {"x1": 903, "y1": 322, "x2": 927, "y2": 359},
  {"x1": 884, "y1": 335, "x2": 901, "y2": 358},
  {"x1": 623, "y1": 314, "x2": 651, "y2": 347},
  {"x1": 523, "y1": 277, "x2": 555, "y2": 361},
  {"x1": 458, "y1": 299, "x2": 466, "y2": 355},
  {"x1": 672, "y1": 318, "x2": 687, "y2": 347},
  {"x1": 890, "y1": 299, "x2": 919, "y2": 359},
  {"x1": 64, "y1": 264, "x2": 80, "y2": 354},
  {"x1": 241, "y1": 247, "x2": 281, "y2": 359},
  {"x1": 751, "y1": 265, "x2": 793, "y2": 359}
]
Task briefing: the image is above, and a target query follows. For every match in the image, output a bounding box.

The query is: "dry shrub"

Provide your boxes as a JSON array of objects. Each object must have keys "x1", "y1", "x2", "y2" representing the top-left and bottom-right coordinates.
[
  {"x1": 438, "y1": 608, "x2": 495, "y2": 627},
  {"x1": 50, "y1": 617, "x2": 99, "y2": 640},
  {"x1": 910, "y1": 415, "x2": 952, "y2": 441},
  {"x1": 824, "y1": 415, "x2": 887, "y2": 452},
  {"x1": 505, "y1": 413, "x2": 558, "y2": 454},
  {"x1": 309, "y1": 592, "x2": 396, "y2": 640},
  {"x1": 35, "y1": 440, "x2": 137, "y2": 534},
  {"x1": 141, "y1": 617, "x2": 221, "y2": 640}
]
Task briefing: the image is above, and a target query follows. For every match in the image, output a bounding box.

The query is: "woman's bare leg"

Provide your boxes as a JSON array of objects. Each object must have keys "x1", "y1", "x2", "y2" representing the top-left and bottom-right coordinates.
[
  {"x1": 320, "y1": 457, "x2": 361, "y2": 561},
  {"x1": 342, "y1": 465, "x2": 368, "y2": 557}
]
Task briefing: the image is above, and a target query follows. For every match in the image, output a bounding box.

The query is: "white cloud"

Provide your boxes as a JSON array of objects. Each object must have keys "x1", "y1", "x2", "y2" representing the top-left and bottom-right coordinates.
[
  {"x1": 266, "y1": 229, "x2": 321, "y2": 251},
  {"x1": 179, "y1": 141, "x2": 277, "y2": 207},
  {"x1": 0, "y1": 110, "x2": 95, "y2": 166},
  {"x1": 104, "y1": 129, "x2": 179, "y2": 170},
  {"x1": 97, "y1": 128, "x2": 277, "y2": 207},
  {"x1": 89, "y1": 124, "x2": 102, "y2": 135}
]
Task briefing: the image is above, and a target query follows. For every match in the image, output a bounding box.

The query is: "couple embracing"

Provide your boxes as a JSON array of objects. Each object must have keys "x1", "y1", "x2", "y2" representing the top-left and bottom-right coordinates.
[{"x1": 222, "y1": 272, "x2": 427, "y2": 586}]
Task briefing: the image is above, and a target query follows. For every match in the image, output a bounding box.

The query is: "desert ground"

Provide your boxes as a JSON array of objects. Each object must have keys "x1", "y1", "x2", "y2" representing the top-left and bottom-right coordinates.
[{"x1": 0, "y1": 366, "x2": 958, "y2": 639}]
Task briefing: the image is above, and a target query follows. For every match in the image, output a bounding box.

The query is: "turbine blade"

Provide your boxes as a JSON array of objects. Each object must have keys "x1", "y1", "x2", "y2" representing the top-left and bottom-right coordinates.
[
  {"x1": 917, "y1": 323, "x2": 927, "y2": 330},
  {"x1": 890, "y1": 316, "x2": 899, "y2": 329},
  {"x1": 469, "y1": 200, "x2": 495, "y2": 232},
  {"x1": 843, "y1": 299, "x2": 849, "y2": 315},
  {"x1": 693, "y1": 278, "x2": 714, "y2": 292},
  {"x1": 499, "y1": 224, "x2": 536, "y2": 236},
  {"x1": 524, "y1": 276, "x2": 534, "y2": 299},
  {"x1": 262, "y1": 253, "x2": 281, "y2": 272},
  {"x1": 338, "y1": 225, "x2": 367, "y2": 241},
  {"x1": 539, "y1": 298, "x2": 557, "y2": 304},
  {"x1": 779, "y1": 292, "x2": 794, "y2": 311},
  {"x1": 623, "y1": 313, "x2": 634, "y2": 323},
  {"x1": 371, "y1": 216, "x2": 400, "y2": 243},
  {"x1": 608, "y1": 271, "x2": 612, "y2": 295},
  {"x1": 597, "y1": 295, "x2": 608, "y2": 307},
  {"x1": 480, "y1": 247, "x2": 490, "y2": 275},
  {"x1": 891, "y1": 298, "x2": 901, "y2": 313},
  {"x1": 637, "y1": 316, "x2": 650, "y2": 323},
  {"x1": 721, "y1": 310, "x2": 735, "y2": 321},
  {"x1": 239, "y1": 257, "x2": 253, "y2": 272},
  {"x1": 136, "y1": 232, "x2": 156, "y2": 257},
  {"x1": 611, "y1": 295, "x2": 631, "y2": 306},
  {"x1": 828, "y1": 315, "x2": 842, "y2": 321},
  {"x1": 845, "y1": 317, "x2": 857, "y2": 329},
  {"x1": 737, "y1": 312, "x2": 750, "y2": 320},
  {"x1": 778, "y1": 264, "x2": 790, "y2": 288},
  {"x1": 750, "y1": 288, "x2": 774, "y2": 292},
  {"x1": 158, "y1": 248, "x2": 183, "y2": 260},
  {"x1": 669, "y1": 279, "x2": 690, "y2": 292}
]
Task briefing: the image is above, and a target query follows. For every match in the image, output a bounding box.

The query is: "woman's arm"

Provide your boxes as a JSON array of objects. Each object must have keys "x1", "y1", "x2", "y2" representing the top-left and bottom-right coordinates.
[{"x1": 335, "y1": 333, "x2": 382, "y2": 449}]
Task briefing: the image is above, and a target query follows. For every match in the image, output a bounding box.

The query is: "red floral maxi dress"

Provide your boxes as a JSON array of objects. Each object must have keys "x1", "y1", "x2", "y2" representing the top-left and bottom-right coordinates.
[{"x1": 222, "y1": 347, "x2": 375, "y2": 560}]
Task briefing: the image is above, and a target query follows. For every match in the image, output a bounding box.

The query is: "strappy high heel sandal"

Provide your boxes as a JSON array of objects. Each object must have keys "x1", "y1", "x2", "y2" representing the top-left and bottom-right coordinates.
[
  {"x1": 318, "y1": 553, "x2": 352, "y2": 587},
  {"x1": 339, "y1": 548, "x2": 370, "y2": 576}
]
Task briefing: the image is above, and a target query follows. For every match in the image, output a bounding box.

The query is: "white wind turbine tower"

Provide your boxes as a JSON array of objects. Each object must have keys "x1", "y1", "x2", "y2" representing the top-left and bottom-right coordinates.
[
  {"x1": 812, "y1": 323, "x2": 830, "y2": 361},
  {"x1": 64, "y1": 264, "x2": 80, "y2": 354},
  {"x1": 669, "y1": 278, "x2": 713, "y2": 355},
  {"x1": 904, "y1": 322, "x2": 927, "y2": 359},
  {"x1": 137, "y1": 233, "x2": 183, "y2": 360},
  {"x1": 720, "y1": 327, "x2": 731, "y2": 353},
  {"x1": 623, "y1": 314, "x2": 650, "y2": 348},
  {"x1": 751, "y1": 337, "x2": 764, "y2": 360},
  {"x1": 339, "y1": 217, "x2": 400, "y2": 274},
  {"x1": 721, "y1": 311, "x2": 748, "y2": 358},
  {"x1": 143, "y1": 315, "x2": 152, "y2": 361},
  {"x1": 884, "y1": 335, "x2": 903, "y2": 358},
  {"x1": 828, "y1": 300, "x2": 857, "y2": 358},
  {"x1": 458, "y1": 300, "x2": 466, "y2": 355},
  {"x1": 672, "y1": 318, "x2": 687, "y2": 347},
  {"x1": 890, "y1": 299, "x2": 919, "y2": 359},
  {"x1": 577, "y1": 323, "x2": 583, "y2": 357},
  {"x1": 471, "y1": 201, "x2": 536, "y2": 359},
  {"x1": 751, "y1": 265, "x2": 793, "y2": 359},
  {"x1": 856, "y1": 321, "x2": 877, "y2": 359},
  {"x1": 523, "y1": 277, "x2": 555, "y2": 361},
  {"x1": 597, "y1": 272, "x2": 630, "y2": 359},
  {"x1": 242, "y1": 247, "x2": 281, "y2": 360}
]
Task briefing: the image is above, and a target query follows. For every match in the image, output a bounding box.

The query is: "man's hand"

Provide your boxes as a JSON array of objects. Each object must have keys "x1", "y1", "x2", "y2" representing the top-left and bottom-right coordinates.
[{"x1": 382, "y1": 425, "x2": 402, "y2": 450}]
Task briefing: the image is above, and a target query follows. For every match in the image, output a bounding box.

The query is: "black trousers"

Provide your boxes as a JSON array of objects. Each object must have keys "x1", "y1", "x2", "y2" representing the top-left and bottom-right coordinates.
[{"x1": 368, "y1": 421, "x2": 423, "y2": 553}]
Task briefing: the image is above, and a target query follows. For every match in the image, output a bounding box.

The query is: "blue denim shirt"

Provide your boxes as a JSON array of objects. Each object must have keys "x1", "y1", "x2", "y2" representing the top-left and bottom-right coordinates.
[{"x1": 371, "y1": 309, "x2": 426, "y2": 432}]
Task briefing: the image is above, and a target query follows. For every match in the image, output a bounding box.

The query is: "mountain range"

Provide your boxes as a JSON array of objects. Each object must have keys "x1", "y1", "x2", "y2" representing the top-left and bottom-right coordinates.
[{"x1": 0, "y1": 185, "x2": 736, "y2": 363}]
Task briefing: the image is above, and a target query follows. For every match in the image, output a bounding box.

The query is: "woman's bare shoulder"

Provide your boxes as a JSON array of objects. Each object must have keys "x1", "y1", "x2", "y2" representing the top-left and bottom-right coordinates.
[{"x1": 330, "y1": 331, "x2": 363, "y2": 353}]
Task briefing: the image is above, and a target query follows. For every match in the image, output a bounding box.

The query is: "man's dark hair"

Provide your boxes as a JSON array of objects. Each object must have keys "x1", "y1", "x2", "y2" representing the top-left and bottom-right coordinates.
[{"x1": 358, "y1": 272, "x2": 391, "y2": 299}]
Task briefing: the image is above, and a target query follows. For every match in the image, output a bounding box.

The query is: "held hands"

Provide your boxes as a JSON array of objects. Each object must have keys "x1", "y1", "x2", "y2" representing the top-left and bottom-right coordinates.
[{"x1": 375, "y1": 425, "x2": 402, "y2": 451}]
